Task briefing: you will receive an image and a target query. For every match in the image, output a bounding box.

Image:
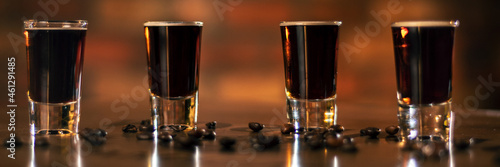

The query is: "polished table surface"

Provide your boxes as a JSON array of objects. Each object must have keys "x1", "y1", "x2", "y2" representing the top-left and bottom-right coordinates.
[{"x1": 2, "y1": 103, "x2": 500, "y2": 167}]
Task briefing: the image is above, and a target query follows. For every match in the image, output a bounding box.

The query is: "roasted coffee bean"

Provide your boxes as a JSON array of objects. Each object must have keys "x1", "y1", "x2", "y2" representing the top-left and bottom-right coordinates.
[
  {"x1": 313, "y1": 127, "x2": 328, "y2": 136},
  {"x1": 323, "y1": 131, "x2": 341, "y2": 139},
  {"x1": 203, "y1": 129, "x2": 216, "y2": 140},
  {"x1": 329, "y1": 125, "x2": 345, "y2": 133},
  {"x1": 139, "y1": 125, "x2": 155, "y2": 133},
  {"x1": 281, "y1": 123, "x2": 295, "y2": 134},
  {"x1": 94, "y1": 128, "x2": 107, "y2": 137},
  {"x1": 188, "y1": 129, "x2": 206, "y2": 139},
  {"x1": 205, "y1": 121, "x2": 217, "y2": 130},
  {"x1": 325, "y1": 135, "x2": 343, "y2": 148},
  {"x1": 307, "y1": 136, "x2": 323, "y2": 149},
  {"x1": 141, "y1": 119, "x2": 151, "y2": 126},
  {"x1": 364, "y1": 127, "x2": 381, "y2": 138},
  {"x1": 360, "y1": 129, "x2": 367, "y2": 136},
  {"x1": 158, "y1": 134, "x2": 173, "y2": 142},
  {"x1": 122, "y1": 124, "x2": 138, "y2": 133},
  {"x1": 4, "y1": 136, "x2": 23, "y2": 147},
  {"x1": 219, "y1": 137, "x2": 236, "y2": 148},
  {"x1": 84, "y1": 135, "x2": 107, "y2": 145},
  {"x1": 248, "y1": 122, "x2": 264, "y2": 132},
  {"x1": 136, "y1": 132, "x2": 154, "y2": 140},
  {"x1": 385, "y1": 125, "x2": 400, "y2": 136}
]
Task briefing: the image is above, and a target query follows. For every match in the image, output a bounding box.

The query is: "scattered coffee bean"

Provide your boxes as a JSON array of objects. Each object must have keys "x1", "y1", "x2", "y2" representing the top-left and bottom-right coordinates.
[
  {"x1": 323, "y1": 131, "x2": 341, "y2": 139},
  {"x1": 360, "y1": 129, "x2": 367, "y2": 136},
  {"x1": 203, "y1": 129, "x2": 216, "y2": 140},
  {"x1": 136, "y1": 132, "x2": 154, "y2": 140},
  {"x1": 122, "y1": 124, "x2": 138, "y2": 133},
  {"x1": 329, "y1": 125, "x2": 345, "y2": 133},
  {"x1": 219, "y1": 137, "x2": 236, "y2": 148},
  {"x1": 80, "y1": 128, "x2": 107, "y2": 145},
  {"x1": 139, "y1": 125, "x2": 155, "y2": 133},
  {"x1": 313, "y1": 127, "x2": 328, "y2": 136},
  {"x1": 158, "y1": 134, "x2": 173, "y2": 142},
  {"x1": 141, "y1": 119, "x2": 151, "y2": 126},
  {"x1": 385, "y1": 125, "x2": 400, "y2": 136},
  {"x1": 363, "y1": 127, "x2": 381, "y2": 138},
  {"x1": 205, "y1": 121, "x2": 217, "y2": 130},
  {"x1": 4, "y1": 136, "x2": 23, "y2": 147},
  {"x1": 188, "y1": 128, "x2": 206, "y2": 139},
  {"x1": 281, "y1": 123, "x2": 295, "y2": 134},
  {"x1": 248, "y1": 122, "x2": 264, "y2": 132},
  {"x1": 325, "y1": 135, "x2": 343, "y2": 148}
]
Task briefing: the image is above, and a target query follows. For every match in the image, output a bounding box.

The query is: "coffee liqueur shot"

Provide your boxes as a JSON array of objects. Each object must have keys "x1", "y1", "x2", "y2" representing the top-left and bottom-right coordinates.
[
  {"x1": 144, "y1": 21, "x2": 202, "y2": 130},
  {"x1": 392, "y1": 20, "x2": 459, "y2": 141},
  {"x1": 280, "y1": 21, "x2": 341, "y2": 131},
  {"x1": 25, "y1": 20, "x2": 87, "y2": 135}
]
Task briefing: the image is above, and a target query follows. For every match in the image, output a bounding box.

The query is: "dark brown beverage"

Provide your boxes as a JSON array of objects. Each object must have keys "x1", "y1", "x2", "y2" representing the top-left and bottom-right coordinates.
[
  {"x1": 145, "y1": 25, "x2": 202, "y2": 98},
  {"x1": 26, "y1": 29, "x2": 86, "y2": 103},
  {"x1": 281, "y1": 24, "x2": 339, "y2": 99},
  {"x1": 392, "y1": 24, "x2": 456, "y2": 105}
]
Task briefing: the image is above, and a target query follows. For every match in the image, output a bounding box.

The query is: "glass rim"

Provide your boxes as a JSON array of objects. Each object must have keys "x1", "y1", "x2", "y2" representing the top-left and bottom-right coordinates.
[
  {"x1": 391, "y1": 20, "x2": 459, "y2": 27},
  {"x1": 144, "y1": 21, "x2": 203, "y2": 26},
  {"x1": 280, "y1": 21, "x2": 342, "y2": 26},
  {"x1": 24, "y1": 20, "x2": 88, "y2": 30}
]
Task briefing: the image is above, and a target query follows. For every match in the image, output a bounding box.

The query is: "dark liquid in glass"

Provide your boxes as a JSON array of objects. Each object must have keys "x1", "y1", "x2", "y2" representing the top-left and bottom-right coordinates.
[
  {"x1": 145, "y1": 26, "x2": 201, "y2": 98},
  {"x1": 281, "y1": 25, "x2": 339, "y2": 99},
  {"x1": 392, "y1": 26, "x2": 455, "y2": 105},
  {"x1": 26, "y1": 29, "x2": 86, "y2": 103}
]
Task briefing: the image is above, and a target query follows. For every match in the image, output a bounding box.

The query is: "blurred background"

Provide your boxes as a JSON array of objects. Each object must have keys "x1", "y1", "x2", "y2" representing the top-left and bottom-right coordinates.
[{"x1": 1, "y1": 0, "x2": 499, "y2": 130}]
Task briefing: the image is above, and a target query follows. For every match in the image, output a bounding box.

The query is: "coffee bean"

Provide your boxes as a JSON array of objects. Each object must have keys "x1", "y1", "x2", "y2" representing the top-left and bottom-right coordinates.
[
  {"x1": 141, "y1": 119, "x2": 151, "y2": 126},
  {"x1": 84, "y1": 135, "x2": 107, "y2": 145},
  {"x1": 203, "y1": 129, "x2": 216, "y2": 140},
  {"x1": 80, "y1": 128, "x2": 108, "y2": 145},
  {"x1": 325, "y1": 135, "x2": 343, "y2": 148},
  {"x1": 219, "y1": 137, "x2": 236, "y2": 148},
  {"x1": 158, "y1": 134, "x2": 173, "y2": 142},
  {"x1": 364, "y1": 127, "x2": 381, "y2": 138},
  {"x1": 329, "y1": 125, "x2": 345, "y2": 133},
  {"x1": 303, "y1": 132, "x2": 317, "y2": 142},
  {"x1": 248, "y1": 122, "x2": 264, "y2": 132},
  {"x1": 171, "y1": 125, "x2": 188, "y2": 132},
  {"x1": 122, "y1": 124, "x2": 138, "y2": 133},
  {"x1": 281, "y1": 123, "x2": 295, "y2": 134},
  {"x1": 360, "y1": 129, "x2": 367, "y2": 136},
  {"x1": 188, "y1": 129, "x2": 206, "y2": 139},
  {"x1": 205, "y1": 121, "x2": 217, "y2": 130},
  {"x1": 454, "y1": 138, "x2": 474, "y2": 150},
  {"x1": 385, "y1": 125, "x2": 400, "y2": 136}
]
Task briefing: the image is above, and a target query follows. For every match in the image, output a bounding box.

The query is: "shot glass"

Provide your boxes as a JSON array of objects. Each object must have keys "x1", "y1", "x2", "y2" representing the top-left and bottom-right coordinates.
[
  {"x1": 392, "y1": 20, "x2": 459, "y2": 141},
  {"x1": 144, "y1": 21, "x2": 202, "y2": 130},
  {"x1": 25, "y1": 20, "x2": 87, "y2": 135},
  {"x1": 280, "y1": 21, "x2": 342, "y2": 131}
]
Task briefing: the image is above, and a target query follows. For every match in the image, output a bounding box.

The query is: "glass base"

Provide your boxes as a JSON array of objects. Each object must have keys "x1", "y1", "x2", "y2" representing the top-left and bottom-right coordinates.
[
  {"x1": 397, "y1": 101, "x2": 452, "y2": 142},
  {"x1": 286, "y1": 97, "x2": 337, "y2": 132},
  {"x1": 29, "y1": 100, "x2": 80, "y2": 135},
  {"x1": 150, "y1": 91, "x2": 198, "y2": 130}
]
